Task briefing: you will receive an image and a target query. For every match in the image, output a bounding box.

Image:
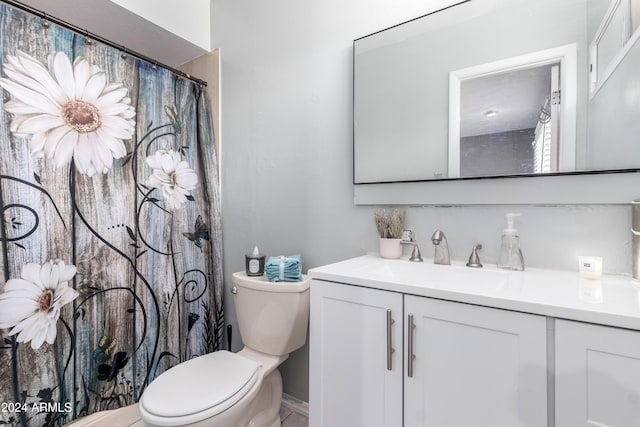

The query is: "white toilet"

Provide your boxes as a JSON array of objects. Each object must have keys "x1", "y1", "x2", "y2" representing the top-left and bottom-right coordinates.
[{"x1": 137, "y1": 271, "x2": 310, "y2": 427}]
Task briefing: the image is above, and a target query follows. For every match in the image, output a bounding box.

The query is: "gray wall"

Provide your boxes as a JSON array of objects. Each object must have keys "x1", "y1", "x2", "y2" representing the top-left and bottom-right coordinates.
[
  {"x1": 211, "y1": 0, "x2": 632, "y2": 402},
  {"x1": 460, "y1": 128, "x2": 535, "y2": 176}
]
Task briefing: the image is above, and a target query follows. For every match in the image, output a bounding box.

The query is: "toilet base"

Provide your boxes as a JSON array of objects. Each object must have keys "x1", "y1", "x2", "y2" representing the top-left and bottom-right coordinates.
[{"x1": 237, "y1": 368, "x2": 283, "y2": 427}]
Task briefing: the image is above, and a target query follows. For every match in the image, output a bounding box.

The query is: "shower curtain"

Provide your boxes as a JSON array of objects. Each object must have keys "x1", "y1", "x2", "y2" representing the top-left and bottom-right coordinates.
[{"x1": 0, "y1": 4, "x2": 224, "y2": 426}]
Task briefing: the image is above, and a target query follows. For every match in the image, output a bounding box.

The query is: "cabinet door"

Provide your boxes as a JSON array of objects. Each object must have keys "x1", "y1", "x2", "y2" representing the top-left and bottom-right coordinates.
[
  {"x1": 556, "y1": 319, "x2": 640, "y2": 426},
  {"x1": 404, "y1": 295, "x2": 548, "y2": 427},
  {"x1": 309, "y1": 280, "x2": 403, "y2": 427}
]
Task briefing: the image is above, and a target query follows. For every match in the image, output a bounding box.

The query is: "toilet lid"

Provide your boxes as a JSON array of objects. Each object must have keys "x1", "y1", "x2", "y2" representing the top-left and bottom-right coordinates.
[{"x1": 140, "y1": 350, "x2": 259, "y2": 419}]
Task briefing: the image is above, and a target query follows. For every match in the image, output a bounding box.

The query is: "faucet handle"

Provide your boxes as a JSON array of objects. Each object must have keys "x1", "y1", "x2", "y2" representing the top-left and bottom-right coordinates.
[
  {"x1": 408, "y1": 244, "x2": 423, "y2": 262},
  {"x1": 400, "y1": 230, "x2": 423, "y2": 261},
  {"x1": 401, "y1": 229, "x2": 415, "y2": 242},
  {"x1": 466, "y1": 244, "x2": 483, "y2": 268}
]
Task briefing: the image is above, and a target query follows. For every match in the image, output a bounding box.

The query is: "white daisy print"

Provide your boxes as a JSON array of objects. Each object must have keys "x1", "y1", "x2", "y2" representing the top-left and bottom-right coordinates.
[
  {"x1": 146, "y1": 150, "x2": 198, "y2": 211},
  {"x1": 0, "y1": 260, "x2": 78, "y2": 350},
  {"x1": 0, "y1": 50, "x2": 136, "y2": 176}
]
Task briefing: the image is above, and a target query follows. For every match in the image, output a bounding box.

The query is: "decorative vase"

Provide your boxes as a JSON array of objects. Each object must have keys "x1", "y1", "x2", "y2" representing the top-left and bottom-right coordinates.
[{"x1": 379, "y1": 238, "x2": 402, "y2": 259}]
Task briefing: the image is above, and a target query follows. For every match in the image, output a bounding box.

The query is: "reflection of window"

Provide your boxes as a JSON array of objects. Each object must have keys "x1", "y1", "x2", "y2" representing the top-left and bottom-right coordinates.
[
  {"x1": 632, "y1": 0, "x2": 640, "y2": 34},
  {"x1": 590, "y1": 0, "x2": 640, "y2": 94},
  {"x1": 533, "y1": 98, "x2": 552, "y2": 173}
]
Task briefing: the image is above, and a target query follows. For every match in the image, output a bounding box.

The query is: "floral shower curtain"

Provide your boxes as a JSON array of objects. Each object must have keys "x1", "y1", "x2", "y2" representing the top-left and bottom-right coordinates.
[{"x1": 0, "y1": 3, "x2": 224, "y2": 426}]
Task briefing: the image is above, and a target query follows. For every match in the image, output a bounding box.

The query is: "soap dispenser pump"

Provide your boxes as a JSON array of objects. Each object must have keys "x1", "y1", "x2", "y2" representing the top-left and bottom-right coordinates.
[{"x1": 497, "y1": 213, "x2": 524, "y2": 271}]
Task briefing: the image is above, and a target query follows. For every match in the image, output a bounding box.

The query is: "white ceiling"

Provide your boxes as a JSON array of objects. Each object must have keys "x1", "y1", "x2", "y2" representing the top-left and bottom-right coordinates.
[
  {"x1": 460, "y1": 64, "x2": 554, "y2": 137},
  {"x1": 15, "y1": 0, "x2": 207, "y2": 67}
]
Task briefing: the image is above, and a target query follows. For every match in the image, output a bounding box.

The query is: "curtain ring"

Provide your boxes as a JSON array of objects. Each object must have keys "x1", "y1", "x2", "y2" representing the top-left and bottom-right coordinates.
[
  {"x1": 85, "y1": 30, "x2": 92, "y2": 45},
  {"x1": 41, "y1": 12, "x2": 49, "y2": 28},
  {"x1": 121, "y1": 47, "x2": 127, "y2": 59}
]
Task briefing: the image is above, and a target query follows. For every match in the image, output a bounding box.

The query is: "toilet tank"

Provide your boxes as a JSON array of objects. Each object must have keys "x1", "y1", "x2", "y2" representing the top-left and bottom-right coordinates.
[{"x1": 231, "y1": 272, "x2": 310, "y2": 356}]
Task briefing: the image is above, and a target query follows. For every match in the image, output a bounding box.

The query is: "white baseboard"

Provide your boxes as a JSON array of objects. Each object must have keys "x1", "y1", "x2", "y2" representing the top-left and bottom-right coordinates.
[{"x1": 282, "y1": 393, "x2": 309, "y2": 417}]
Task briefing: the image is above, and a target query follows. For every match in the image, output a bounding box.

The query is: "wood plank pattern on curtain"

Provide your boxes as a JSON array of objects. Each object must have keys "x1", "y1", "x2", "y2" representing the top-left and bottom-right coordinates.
[{"x1": 0, "y1": 4, "x2": 224, "y2": 426}]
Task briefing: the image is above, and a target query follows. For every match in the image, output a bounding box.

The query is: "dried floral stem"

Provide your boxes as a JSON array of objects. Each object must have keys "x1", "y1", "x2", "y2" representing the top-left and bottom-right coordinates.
[
  {"x1": 374, "y1": 210, "x2": 388, "y2": 238},
  {"x1": 373, "y1": 209, "x2": 405, "y2": 239}
]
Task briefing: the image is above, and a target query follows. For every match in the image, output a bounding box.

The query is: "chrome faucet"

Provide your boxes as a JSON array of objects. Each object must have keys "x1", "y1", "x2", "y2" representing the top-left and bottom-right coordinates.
[
  {"x1": 401, "y1": 229, "x2": 423, "y2": 262},
  {"x1": 466, "y1": 244, "x2": 483, "y2": 268},
  {"x1": 431, "y1": 230, "x2": 450, "y2": 265}
]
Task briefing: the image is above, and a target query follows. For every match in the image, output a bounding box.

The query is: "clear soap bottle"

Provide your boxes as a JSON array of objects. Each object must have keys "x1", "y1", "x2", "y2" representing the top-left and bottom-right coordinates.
[{"x1": 497, "y1": 213, "x2": 524, "y2": 271}]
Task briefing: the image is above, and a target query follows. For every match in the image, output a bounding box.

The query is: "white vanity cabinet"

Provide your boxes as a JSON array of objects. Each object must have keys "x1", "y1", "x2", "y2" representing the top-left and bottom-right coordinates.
[
  {"x1": 555, "y1": 319, "x2": 640, "y2": 426},
  {"x1": 404, "y1": 295, "x2": 548, "y2": 426},
  {"x1": 309, "y1": 255, "x2": 640, "y2": 427},
  {"x1": 309, "y1": 280, "x2": 403, "y2": 427},
  {"x1": 309, "y1": 279, "x2": 548, "y2": 427}
]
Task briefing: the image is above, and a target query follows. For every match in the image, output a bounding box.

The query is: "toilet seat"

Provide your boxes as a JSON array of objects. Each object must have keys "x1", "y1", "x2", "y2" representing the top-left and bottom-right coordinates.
[{"x1": 139, "y1": 350, "x2": 259, "y2": 426}]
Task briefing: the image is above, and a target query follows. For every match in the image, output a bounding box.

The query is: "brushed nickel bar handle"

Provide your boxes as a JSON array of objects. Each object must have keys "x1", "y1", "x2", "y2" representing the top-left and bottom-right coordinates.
[
  {"x1": 407, "y1": 313, "x2": 416, "y2": 378},
  {"x1": 386, "y1": 309, "x2": 395, "y2": 370}
]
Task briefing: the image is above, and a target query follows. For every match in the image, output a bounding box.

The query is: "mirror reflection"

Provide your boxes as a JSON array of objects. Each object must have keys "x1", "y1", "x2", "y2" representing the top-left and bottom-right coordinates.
[
  {"x1": 353, "y1": 0, "x2": 640, "y2": 183},
  {"x1": 459, "y1": 65, "x2": 556, "y2": 176}
]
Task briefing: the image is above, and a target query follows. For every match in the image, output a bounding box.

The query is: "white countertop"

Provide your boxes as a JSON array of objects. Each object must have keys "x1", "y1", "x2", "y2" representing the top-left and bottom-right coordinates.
[{"x1": 308, "y1": 254, "x2": 640, "y2": 331}]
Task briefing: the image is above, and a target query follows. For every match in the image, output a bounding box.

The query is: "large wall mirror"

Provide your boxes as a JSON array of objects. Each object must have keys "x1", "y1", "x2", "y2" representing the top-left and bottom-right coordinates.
[{"x1": 354, "y1": 0, "x2": 640, "y2": 189}]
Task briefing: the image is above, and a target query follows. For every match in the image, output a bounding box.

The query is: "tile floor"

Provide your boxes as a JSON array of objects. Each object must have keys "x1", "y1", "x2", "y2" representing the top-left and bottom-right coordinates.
[
  {"x1": 280, "y1": 410, "x2": 308, "y2": 427},
  {"x1": 279, "y1": 395, "x2": 309, "y2": 427}
]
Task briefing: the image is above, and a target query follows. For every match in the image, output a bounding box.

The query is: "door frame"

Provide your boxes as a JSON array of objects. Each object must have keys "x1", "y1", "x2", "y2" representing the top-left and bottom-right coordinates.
[{"x1": 448, "y1": 44, "x2": 577, "y2": 178}]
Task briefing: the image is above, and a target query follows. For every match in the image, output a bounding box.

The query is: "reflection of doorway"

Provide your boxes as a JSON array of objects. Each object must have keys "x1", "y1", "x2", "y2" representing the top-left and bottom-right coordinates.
[{"x1": 448, "y1": 44, "x2": 577, "y2": 178}]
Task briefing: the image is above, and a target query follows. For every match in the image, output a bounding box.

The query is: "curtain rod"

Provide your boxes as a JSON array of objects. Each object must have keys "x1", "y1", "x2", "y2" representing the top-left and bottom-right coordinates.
[{"x1": 0, "y1": 0, "x2": 208, "y2": 87}]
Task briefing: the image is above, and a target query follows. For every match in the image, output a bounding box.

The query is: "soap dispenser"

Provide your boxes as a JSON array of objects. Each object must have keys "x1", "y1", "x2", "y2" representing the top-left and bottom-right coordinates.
[{"x1": 497, "y1": 213, "x2": 524, "y2": 271}]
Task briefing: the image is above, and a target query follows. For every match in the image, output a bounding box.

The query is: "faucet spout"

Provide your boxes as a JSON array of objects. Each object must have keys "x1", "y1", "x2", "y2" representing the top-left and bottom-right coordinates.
[{"x1": 430, "y1": 230, "x2": 450, "y2": 265}]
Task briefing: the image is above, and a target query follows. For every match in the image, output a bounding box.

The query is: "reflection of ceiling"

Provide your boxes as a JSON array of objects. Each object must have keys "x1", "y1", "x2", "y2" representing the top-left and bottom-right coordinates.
[{"x1": 460, "y1": 64, "x2": 553, "y2": 138}]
